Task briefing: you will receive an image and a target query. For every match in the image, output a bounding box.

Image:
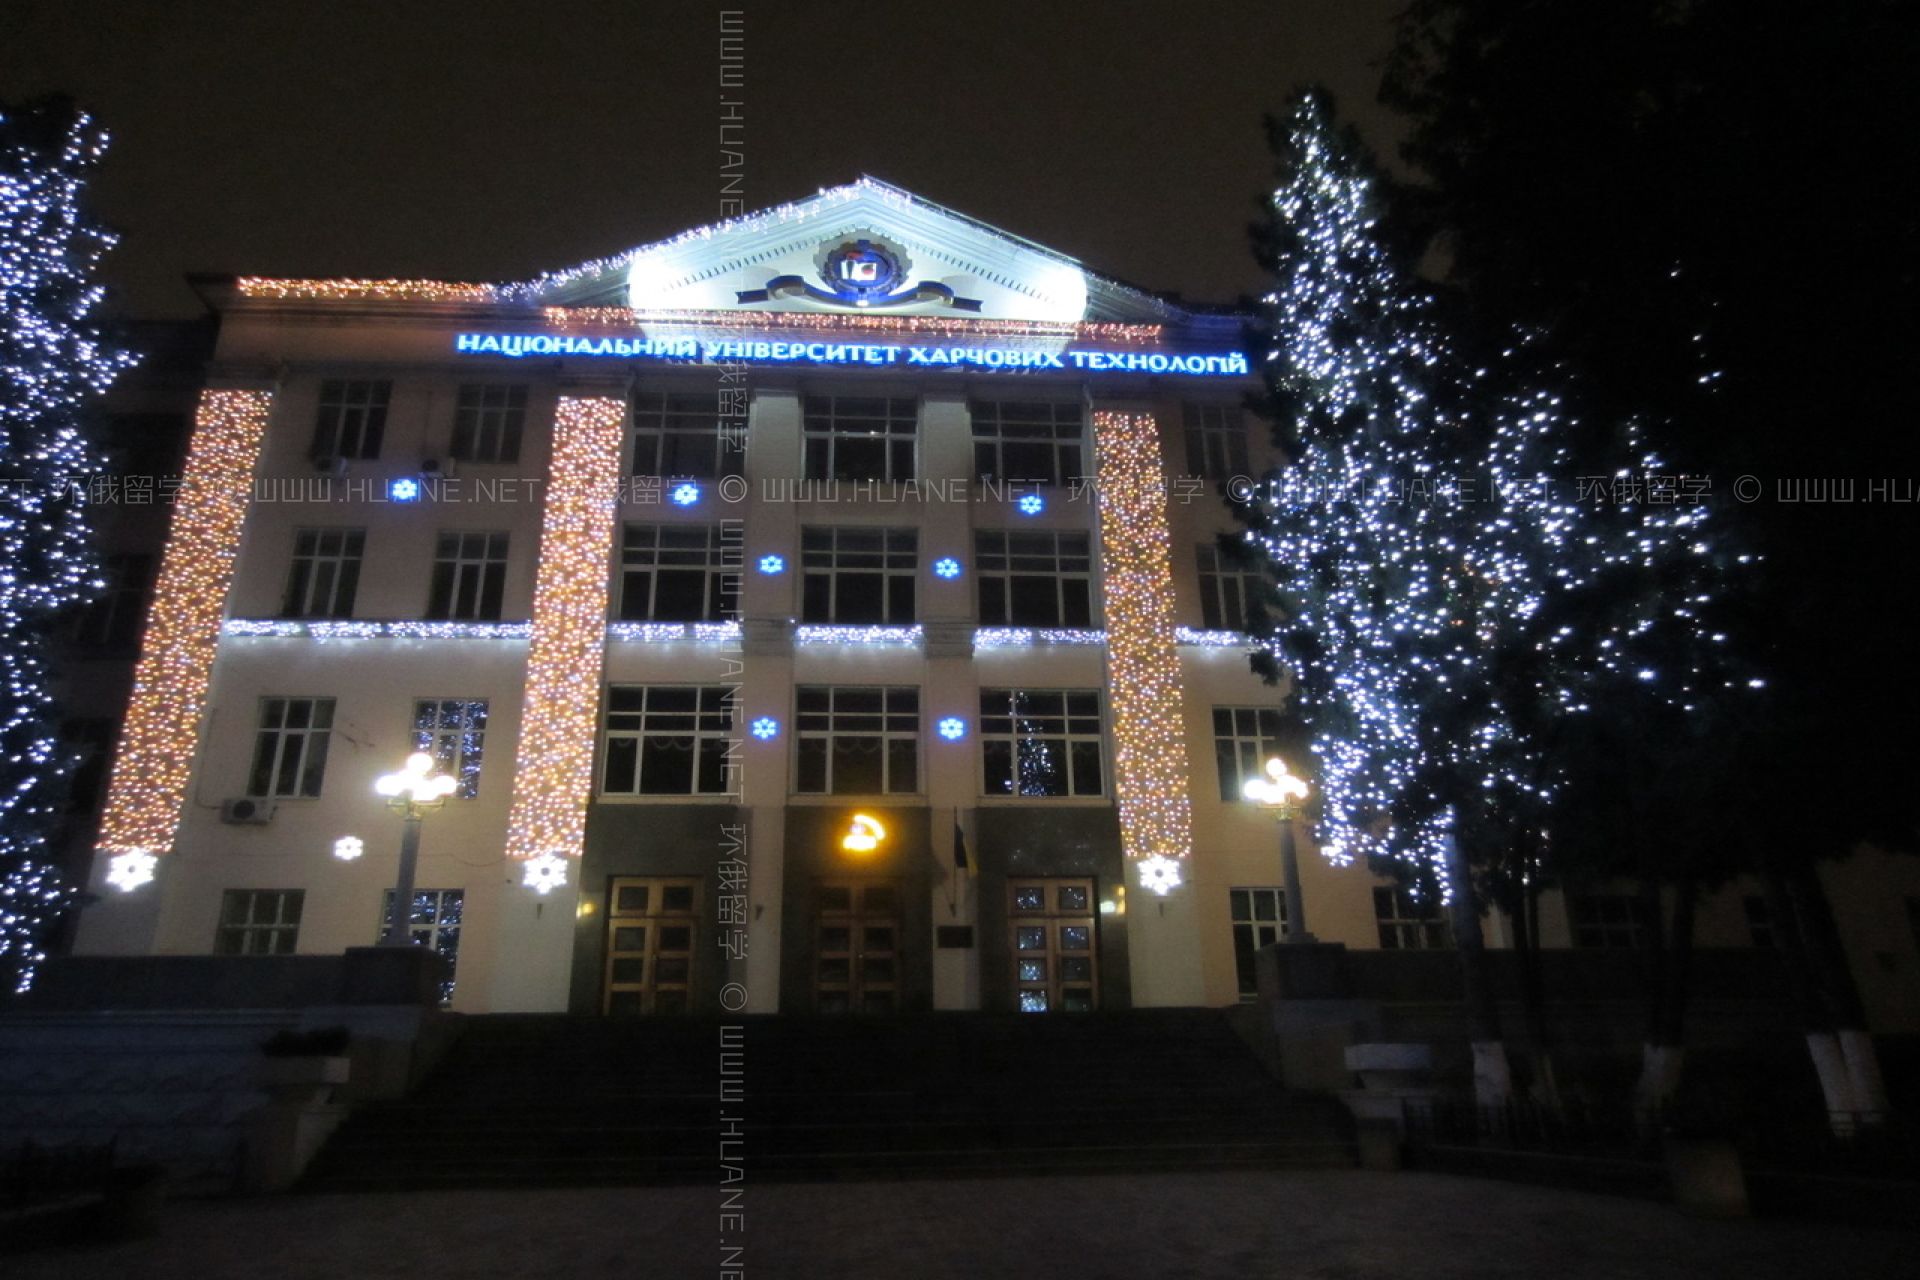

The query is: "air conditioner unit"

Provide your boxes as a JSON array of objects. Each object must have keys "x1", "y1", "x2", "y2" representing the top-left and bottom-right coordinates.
[
  {"x1": 312, "y1": 455, "x2": 347, "y2": 477},
  {"x1": 421, "y1": 457, "x2": 453, "y2": 477},
  {"x1": 220, "y1": 797, "x2": 277, "y2": 825}
]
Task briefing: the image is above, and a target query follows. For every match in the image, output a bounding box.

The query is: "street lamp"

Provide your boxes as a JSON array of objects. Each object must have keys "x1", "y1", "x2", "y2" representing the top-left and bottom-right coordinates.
[
  {"x1": 373, "y1": 752, "x2": 457, "y2": 947},
  {"x1": 1243, "y1": 756, "x2": 1315, "y2": 943}
]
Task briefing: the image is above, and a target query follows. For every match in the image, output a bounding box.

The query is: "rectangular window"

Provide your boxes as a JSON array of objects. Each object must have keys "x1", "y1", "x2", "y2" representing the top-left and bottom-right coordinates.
[
  {"x1": 311, "y1": 379, "x2": 390, "y2": 460},
  {"x1": 632, "y1": 391, "x2": 743, "y2": 479},
  {"x1": 1230, "y1": 888, "x2": 1289, "y2": 997},
  {"x1": 1213, "y1": 707, "x2": 1286, "y2": 802},
  {"x1": 602, "y1": 686, "x2": 736, "y2": 796},
  {"x1": 1184, "y1": 402, "x2": 1249, "y2": 479},
  {"x1": 796, "y1": 686, "x2": 920, "y2": 795},
  {"x1": 247, "y1": 697, "x2": 333, "y2": 798},
  {"x1": 451, "y1": 384, "x2": 528, "y2": 463},
  {"x1": 1374, "y1": 886, "x2": 1449, "y2": 950},
  {"x1": 1196, "y1": 545, "x2": 1264, "y2": 633},
  {"x1": 976, "y1": 530, "x2": 1094, "y2": 628},
  {"x1": 618, "y1": 524, "x2": 738, "y2": 622},
  {"x1": 59, "y1": 717, "x2": 117, "y2": 813},
  {"x1": 1569, "y1": 893, "x2": 1652, "y2": 949},
  {"x1": 801, "y1": 527, "x2": 917, "y2": 624},
  {"x1": 69, "y1": 552, "x2": 154, "y2": 650},
  {"x1": 281, "y1": 529, "x2": 364, "y2": 619},
  {"x1": 980, "y1": 689, "x2": 1104, "y2": 797},
  {"x1": 803, "y1": 395, "x2": 916, "y2": 482},
  {"x1": 427, "y1": 531, "x2": 509, "y2": 620},
  {"x1": 970, "y1": 400, "x2": 1084, "y2": 486},
  {"x1": 215, "y1": 889, "x2": 304, "y2": 956},
  {"x1": 377, "y1": 888, "x2": 464, "y2": 1004},
  {"x1": 412, "y1": 699, "x2": 488, "y2": 799}
]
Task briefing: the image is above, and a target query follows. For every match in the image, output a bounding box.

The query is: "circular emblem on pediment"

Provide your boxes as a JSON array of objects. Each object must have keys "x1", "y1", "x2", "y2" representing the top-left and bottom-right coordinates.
[{"x1": 816, "y1": 233, "x2": 910, "y2": 302}]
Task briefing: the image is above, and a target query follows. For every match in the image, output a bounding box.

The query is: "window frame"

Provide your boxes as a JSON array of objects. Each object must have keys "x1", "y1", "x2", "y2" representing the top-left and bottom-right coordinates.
[
  {"x1": 426, "y1": 530, "x2": 510, "y2": 621},
  {"x1": 970, "y1": 400, "x2": 1085, "y2": 487},
  {"x1": 800, "y1": 526, "x2": 918, "y2": 624},
  {"x1": 600, "y1": 685, "x2": 738, "y2": 797},
  {"x1": 617, "y1": 523, "x2": 740, "y2": 622},
  {"x1": 247, "y1": 697, "x2": 334, "y2": 798},
  {"x1": 979, "y1": 688, "x2": 1105, "y2": 798},
  {"x1": 1374, "y1": 885, "x2": 1450, "y2": 950},
  {"x1": 450, "y1": 383, "x2": 529, "y2": 463},
  {"x1": 802, "y1": 394, "x2": 917, "y2": 483},
  {"x1": 377, "y1": 887, "x2": 464, "y2": 1004},
  {"x1": 1196, "y1": 544, "x2": 1265, "y2": 633},
  {"x1": 1212, "y1": 707, "x2": 1287, "y2": 802},
  {"x1": 1568, "y1": 893, "x2": 1653, "y2": 949},
  {"x1": 631, "y1": 390, "x2": 744, "y2": 480},
  {"x1": 69, "y1": 551, "x2": 154, "y2": 650},
  {"x1": 411, "y1": 698, "x2": 489, "y2": 800},
  {"x1": 311, "y1": 379, "x2": 391, "y2": 460},
  {"x1": 1183, "y1": 401, "x2": 1249, "y2": 479},
  {"x1": 281, "y1": 528, "x2": 365, "y2": 619},
  {"x1": 1230, "y1": 887, "x2": 1290, "y2": 997},
  {"x1": 975, "y1": 529, "x2": 1095, "y2": 628},
  {"x1": 794, "y1": 685, "x2": 921, "y2": 796},
  {"x1": 215, "y1": 889, "x2": 305, "y2": 956}
]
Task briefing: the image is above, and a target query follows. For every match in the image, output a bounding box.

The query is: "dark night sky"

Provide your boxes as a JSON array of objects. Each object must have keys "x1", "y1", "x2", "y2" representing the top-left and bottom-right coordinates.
[{"x1": 2, "y1": 0, "x2": 1405, "y2": 318}]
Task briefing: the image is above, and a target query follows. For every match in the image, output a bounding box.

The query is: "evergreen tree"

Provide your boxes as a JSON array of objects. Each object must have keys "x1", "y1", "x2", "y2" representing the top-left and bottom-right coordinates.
[{"x1": 0, "y1": 96, "x2": 134, "y2": 992}]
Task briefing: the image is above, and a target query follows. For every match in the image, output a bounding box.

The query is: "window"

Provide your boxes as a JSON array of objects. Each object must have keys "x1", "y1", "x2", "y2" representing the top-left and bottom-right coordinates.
[
  {"x1": 247, "y1": 697, "x2": 333, "y2": 798},
  {"x1": 1230, "y1": 888, "x2": 1289, "y2": 997},
  {"x1": 632, "y1": 390, "x2": 743, "y2": 478},
  {"x1": 1374, "y1": 886, "x2": 1449, "y2": 950},
  {"x1": 971, "y1": 401, "x2": 1084, "y2": 486},
  {"x1": 427, "y1": 531, "x2": 509, "y2": 620},
  {"x1": 1743, "y1": 894, "x2": 1777, "y2": 948},
  {"x1": 1569, "y1": 893, "x2": 1652, "y2": 949},
  {"x1": 976, "y1": 530, "x2": 1094, "y2": 628},
  {"x1": 281, "y1": 529, "x2": 364, "y2": 618},
  {"x1": 602, "y1": 686, "x2": 736, "y2": 796},
  {"x1": 980, "y1": 689, "x2": 1104, "y2": 797},
  {"x1": 803, "y1": 395, "x2": 916, "y2": 481},
  {"x1": 378, "y1": 888, "x2": 463, "y2": 1004},
  {"x1": 412, "y1": 699, "x2": 488, "y2": 799},
  {"x1": 1183, "y1": 402, "x2": 1249, "y2": 478},
  {"x1": 618, "y1": 524, "x2": 738, "y2": 622},
  {"x1": 451, "y1": 384, "x2": 528, "y2": 463},
  {"x1": 69, "y1": 552, "x2": 153, "y2": 650},
  {"x1": 215, "y1": 889, "x2": 304, "y2": 956},
  {"x1": 801, "y1": 527, "x2": 917, "y2": 624},
  {"x1": 1212, "y1": 707, "x2": 1286, "y2": 802},
  {"x1": 796, "y1": 686, "x2": 919, "y2": 795},
  {"x1": 1196, "y1": 545, "x2": 1264, "y2": 633},
  {"x1": 311, "y1": 379, "x2": 390, "y2": 460}
]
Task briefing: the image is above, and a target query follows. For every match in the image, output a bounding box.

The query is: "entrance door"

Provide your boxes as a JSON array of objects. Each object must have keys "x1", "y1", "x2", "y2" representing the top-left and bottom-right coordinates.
[
  {"x1": 1009, "y1": 877, "x2": 1098, "y2": 1012},
  {"x1": 815, "y1": 880, "x2": 899, "y2": 1014},
  {"x1": 603, "y1": 877, "x2": 700, "y2": 1015}
]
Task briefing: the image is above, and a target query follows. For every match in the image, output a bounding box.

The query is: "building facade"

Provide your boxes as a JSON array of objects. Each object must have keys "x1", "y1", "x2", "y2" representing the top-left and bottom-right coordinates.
[{"x1": 72, "y1": 180, "x2": 1920, "y2": 1026}]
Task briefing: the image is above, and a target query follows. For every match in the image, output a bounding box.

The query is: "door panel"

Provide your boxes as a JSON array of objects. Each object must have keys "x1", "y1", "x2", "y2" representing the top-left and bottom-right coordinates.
[
  {"x1": 1009, "y1": 877, "x2": 1098, "y2": 1012},
  {"x1": 816, "y1": 879, "x2": 900, "y2": 1014},
  {"x1": 604, "y1": 876, "x2": 700, "y2": 1015}
]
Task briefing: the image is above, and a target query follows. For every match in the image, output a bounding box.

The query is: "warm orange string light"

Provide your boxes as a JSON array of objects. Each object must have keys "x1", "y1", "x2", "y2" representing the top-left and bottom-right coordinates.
[
  {"x1": 236, "y1": 276, "x2": 498, "y2": 303},
  {"x1": 96, "y1": 390, "x2": 275, "y2": 881},
  {"x1": 1092, "y1": 409, "x2": 1195, "y2": 893},
  {"x1": 502, "y1": 395, "x2": 626, "y2": 885}
]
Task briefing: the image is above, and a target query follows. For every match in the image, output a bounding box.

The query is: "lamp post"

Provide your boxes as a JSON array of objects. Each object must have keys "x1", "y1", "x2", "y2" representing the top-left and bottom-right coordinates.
[
  {"x1": 1243, "y1": 756, "x2": 1315, "y2": 943},
  {"x1": 374, "y1": 752, "x2": 457, "y2": 947}
]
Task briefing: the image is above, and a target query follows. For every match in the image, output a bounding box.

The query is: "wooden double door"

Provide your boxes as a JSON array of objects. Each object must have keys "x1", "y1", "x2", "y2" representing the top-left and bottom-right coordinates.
[{"x1": 1009, "y1": 877, "x2": 1098, "y2": 1012}]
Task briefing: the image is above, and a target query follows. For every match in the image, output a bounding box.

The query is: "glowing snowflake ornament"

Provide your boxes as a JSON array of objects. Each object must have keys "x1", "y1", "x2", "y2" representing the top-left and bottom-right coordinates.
[
  {"x1": 105, "y1": 850, "x2": 158, "y2": 893},
  {"x1": 332, "y1": 835, "x2": 365, "y2": 861},
  {"x1": 670, "y1": 482, "x2": 701, "y2": 507},
  {"x1": 523, "y1": 853, "x2": 570, "y2": 895},
  {"x1": 937, "y1": 717, "x2": 967, "y2": 741},
  {"x1": 751, "y1": 717, "x2": 780, "y2": 740},
  {"x1": 758, "y1": 555, "x2": 785, "y2": 574},
  {"x1": 932, "y1": 557, "x2": 962, "y2": 579},
  {"x1": 1136, "y1": 855, "x2": 1183, "y2": 896},
  {"x1": 1017, "y1": 493, "x2": 1046, "y2": 516}
]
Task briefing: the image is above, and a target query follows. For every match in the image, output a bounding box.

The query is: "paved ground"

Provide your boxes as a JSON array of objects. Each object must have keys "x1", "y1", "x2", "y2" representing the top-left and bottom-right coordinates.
[{"x1": 9, "y1": 1170, "x2": 1912, "y2": 1280}]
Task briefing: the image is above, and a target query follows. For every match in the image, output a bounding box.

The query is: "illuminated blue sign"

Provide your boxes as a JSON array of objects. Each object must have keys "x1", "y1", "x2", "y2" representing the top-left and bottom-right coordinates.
[{"x1": 454, "y1": 332, "x2": 1249, "y2": 378}]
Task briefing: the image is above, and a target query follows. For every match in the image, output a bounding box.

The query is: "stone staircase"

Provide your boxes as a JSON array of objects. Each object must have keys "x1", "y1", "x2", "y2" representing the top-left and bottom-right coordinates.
[{"x1": 301, "y1": 1009, "x2": 1354, "y2": 1190}]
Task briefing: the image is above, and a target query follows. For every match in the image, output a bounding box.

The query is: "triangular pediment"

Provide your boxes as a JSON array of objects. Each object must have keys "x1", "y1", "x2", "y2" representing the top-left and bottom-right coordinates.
[{"x1": 525, "y1": 177, "x2": 1191, "y2": 324}]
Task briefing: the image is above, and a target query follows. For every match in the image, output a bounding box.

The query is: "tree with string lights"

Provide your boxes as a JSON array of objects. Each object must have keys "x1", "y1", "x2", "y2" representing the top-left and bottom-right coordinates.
[
  {"x1": 1239, "y1": 88, "x2": 1520, "y2": 1101},
  {"x1": 0, "y1": 96, "x2": 135, "y2": 992}
]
